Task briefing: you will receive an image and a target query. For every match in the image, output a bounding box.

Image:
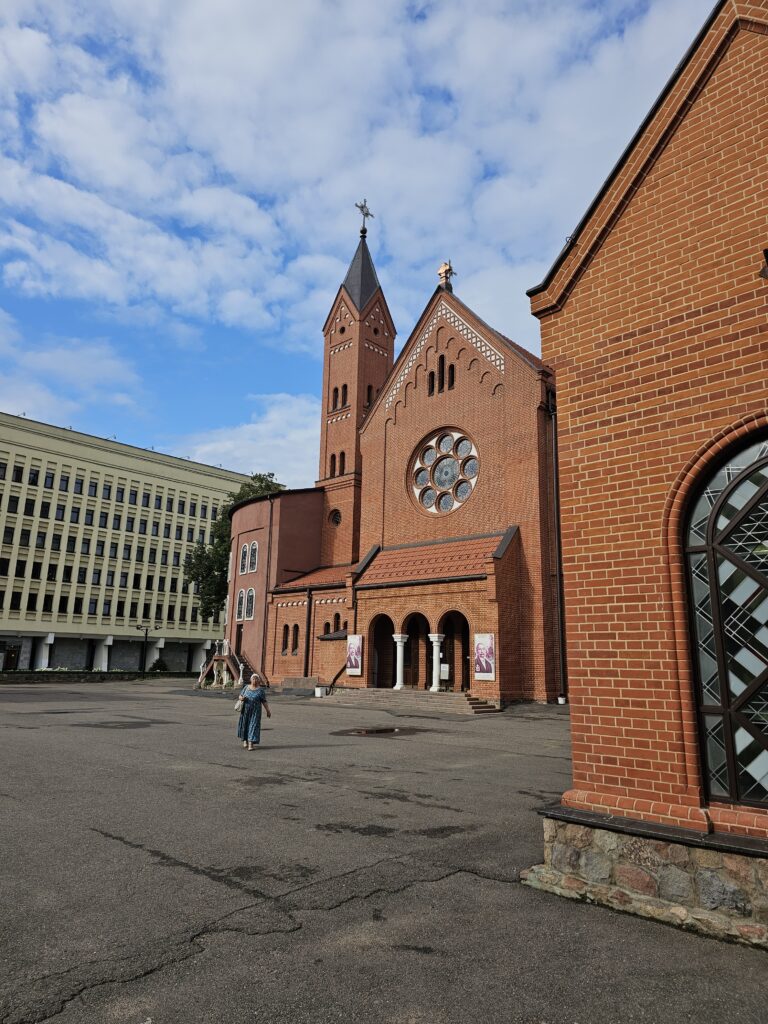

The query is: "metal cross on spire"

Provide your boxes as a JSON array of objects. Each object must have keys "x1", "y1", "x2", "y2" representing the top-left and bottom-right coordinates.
[{"x1": 355, "y1": 199, "x2": 374, "y2": 237}]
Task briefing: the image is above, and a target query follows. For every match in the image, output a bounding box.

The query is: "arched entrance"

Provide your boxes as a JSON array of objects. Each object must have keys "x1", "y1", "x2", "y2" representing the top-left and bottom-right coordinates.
[
  {"x1": 684, "y1": 434, "x2": 768, "y2": 808},
  {"x1": 439, "y1": 611, "x2": 470, "y2": 692},
  {"x1": 370, "y1": 614, "x2": 395, "y2": 688},
  {"x1": 402, "y1": 613, "x2": 431, "y2": 689}
]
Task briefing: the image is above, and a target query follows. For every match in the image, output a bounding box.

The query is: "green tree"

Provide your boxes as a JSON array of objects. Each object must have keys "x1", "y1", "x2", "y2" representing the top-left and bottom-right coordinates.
[{"x1": 184, "y1": 472, "x2": 284, "y2": 620}]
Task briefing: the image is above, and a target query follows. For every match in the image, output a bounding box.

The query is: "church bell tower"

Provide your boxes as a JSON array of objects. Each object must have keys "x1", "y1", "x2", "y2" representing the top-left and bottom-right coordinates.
[{"x1": 317, "y1": 203, "x2": 395, "y2": 566}]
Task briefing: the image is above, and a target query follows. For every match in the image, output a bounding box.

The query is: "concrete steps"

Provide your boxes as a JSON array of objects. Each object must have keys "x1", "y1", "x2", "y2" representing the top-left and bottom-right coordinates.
[{"x1": 320, "y1": 687, "x2": 503, "y2": 715}]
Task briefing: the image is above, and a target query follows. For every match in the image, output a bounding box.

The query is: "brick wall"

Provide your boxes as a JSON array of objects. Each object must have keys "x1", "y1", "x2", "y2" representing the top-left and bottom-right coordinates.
[{"x1": 532, "y1": 4, "x2": 768, "y2": 836}]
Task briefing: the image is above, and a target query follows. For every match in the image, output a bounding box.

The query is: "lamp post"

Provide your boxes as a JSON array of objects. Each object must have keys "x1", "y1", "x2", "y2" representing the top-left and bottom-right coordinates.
[{"x1": 135, "y1": 623, "x2": 151, "y2": 678}]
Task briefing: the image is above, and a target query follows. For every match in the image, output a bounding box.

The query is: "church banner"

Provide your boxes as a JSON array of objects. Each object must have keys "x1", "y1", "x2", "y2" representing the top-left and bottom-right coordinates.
[
  {"x1": 473, "y1": 633, "x2": 495, "y2": 681},
  {"x1": 346, "y1": 635, "x2": 363, "y2": 676}
]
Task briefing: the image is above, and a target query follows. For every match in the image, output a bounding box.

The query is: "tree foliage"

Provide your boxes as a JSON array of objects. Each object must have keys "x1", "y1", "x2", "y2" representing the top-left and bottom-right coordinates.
[{"x1": 184, "y1": 472, "x2": 285, "y2": 620}]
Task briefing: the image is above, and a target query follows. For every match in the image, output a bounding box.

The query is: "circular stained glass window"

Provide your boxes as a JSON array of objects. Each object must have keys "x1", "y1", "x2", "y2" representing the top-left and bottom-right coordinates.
[
  {"x1": 409, "y1": 429, "x2": 480, "y2": 515},
  {"x1": 433, "y1": 458, "x2": 459, "y2": 489}
]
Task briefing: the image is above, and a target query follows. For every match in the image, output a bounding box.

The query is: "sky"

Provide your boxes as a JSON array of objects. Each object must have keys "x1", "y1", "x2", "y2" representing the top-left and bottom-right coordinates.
[{"x1": 0, "y1": 0, "x2": 712, "y2": 487}]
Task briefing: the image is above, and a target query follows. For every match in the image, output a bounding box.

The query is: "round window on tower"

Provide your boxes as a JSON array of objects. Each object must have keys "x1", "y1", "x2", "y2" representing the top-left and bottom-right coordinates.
[
  {"x1": 329, "y1": 509, "x2": 342, "y2": 526},
  {"x1": 408, "y1": 429, "x2": 479, "y2": 516}
]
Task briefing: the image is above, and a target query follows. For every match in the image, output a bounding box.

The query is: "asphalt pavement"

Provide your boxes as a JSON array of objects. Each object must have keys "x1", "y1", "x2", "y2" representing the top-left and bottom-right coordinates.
[{"x1": 1, "y1": 681, "x2": 766, "y2": 1024}]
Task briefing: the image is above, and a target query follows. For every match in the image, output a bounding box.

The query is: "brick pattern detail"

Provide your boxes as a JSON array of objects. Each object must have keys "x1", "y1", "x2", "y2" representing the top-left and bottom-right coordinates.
[{"x1": 533, "y1": 3, "x2": 768, "y2": 840}]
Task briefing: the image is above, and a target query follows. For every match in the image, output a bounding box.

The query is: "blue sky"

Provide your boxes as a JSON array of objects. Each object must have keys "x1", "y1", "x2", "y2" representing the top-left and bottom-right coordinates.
[{"x1": 0, "y1": 0, "x2": 711, "y2": 486}]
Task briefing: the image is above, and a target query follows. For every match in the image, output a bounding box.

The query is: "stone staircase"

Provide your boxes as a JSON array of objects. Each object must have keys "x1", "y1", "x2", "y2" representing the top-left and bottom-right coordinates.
[{"x1": 320, "y1": 686, "x2": 503, "y2": 715}]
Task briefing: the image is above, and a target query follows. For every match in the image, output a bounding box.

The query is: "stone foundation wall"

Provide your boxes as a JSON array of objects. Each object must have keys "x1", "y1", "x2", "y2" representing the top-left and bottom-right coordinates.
[{"x1": 522, "y1": 817, "x2": 768, "y2": 949}]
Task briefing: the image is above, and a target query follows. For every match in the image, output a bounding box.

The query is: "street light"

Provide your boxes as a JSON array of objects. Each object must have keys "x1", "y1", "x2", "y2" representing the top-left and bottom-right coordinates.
[{"x1": 135, "y1": 623, "x2": 152, "y2": 678}]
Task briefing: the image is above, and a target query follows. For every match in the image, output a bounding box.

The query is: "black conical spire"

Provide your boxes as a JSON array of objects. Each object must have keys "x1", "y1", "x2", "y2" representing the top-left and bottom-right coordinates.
[{"x1": 342, "y1": 229, "x2": 380, "y2": 312}]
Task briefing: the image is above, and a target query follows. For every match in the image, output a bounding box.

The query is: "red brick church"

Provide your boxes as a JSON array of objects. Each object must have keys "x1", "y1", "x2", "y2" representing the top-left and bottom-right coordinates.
[{"x1": 223, "y1": 224, "x2": 562, "y2": 705}]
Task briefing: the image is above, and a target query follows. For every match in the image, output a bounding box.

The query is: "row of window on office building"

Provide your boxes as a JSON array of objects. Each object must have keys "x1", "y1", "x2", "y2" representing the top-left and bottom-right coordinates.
[
  {"x1": 1, "y1": 526, "x2": 193, "y2": 566},
  {"x1": 1, "y1": 502, "x2": 211, "y2": 544},
  {"x1": 0, "y1": 460, "x2": 219, "y2": 519},
  {"x1": 0, "y1": 586, "x2": 207, "y2": 623}
]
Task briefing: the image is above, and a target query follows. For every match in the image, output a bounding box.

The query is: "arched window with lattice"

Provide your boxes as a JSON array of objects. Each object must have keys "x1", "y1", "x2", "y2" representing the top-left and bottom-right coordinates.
[
  {"x1": 248, "y1": 542, "x2": 258, "y2": 572},
  {"x1": 685, "y1": 435, "x2": 768, "y2": 808}
]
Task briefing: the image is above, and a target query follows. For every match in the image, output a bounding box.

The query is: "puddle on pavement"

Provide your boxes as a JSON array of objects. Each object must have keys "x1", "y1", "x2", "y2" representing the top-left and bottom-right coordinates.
[{"x1": 331, "y1": 726, "x2": 434, "y2": 738}]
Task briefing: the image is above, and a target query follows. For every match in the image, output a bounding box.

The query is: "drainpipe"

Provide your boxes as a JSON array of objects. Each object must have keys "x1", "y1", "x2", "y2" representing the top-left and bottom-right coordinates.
[
  {"x1": 260, "y1": 496, "x2": 274, "y2": 675},
  {"x1": 547, "y1": 388, "x2": 568, "y2": 704},
  {"x1": 303, "y1": 588, "x2": 313, "y2": 678}
]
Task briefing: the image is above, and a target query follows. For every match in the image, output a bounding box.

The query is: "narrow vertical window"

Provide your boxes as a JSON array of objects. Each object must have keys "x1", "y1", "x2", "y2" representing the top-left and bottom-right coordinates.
[
  {"x1": 341, "y1": 383, "x2": 348, "y2": 406},
  {"x1": 248, "y1": 541, "x2": 258, "y2": 572},
  {"x1": 438, "y1": 355, "x2": 445, "y2": 393},
  {"x1": 236, "y1": 590, "x2": 245, "y2": 620},
  {"x1": 339, "y1": 451, "x2": 346, "y2": 475},
  {"x1": 330, "y1": 454, "x2": 336, "y2": 478},
  {"x1": 239, "y1": 544, "x2": 248, "y2": 574},
  {"x1": 292, "y1": 623, "x2": 299, "y2": 654},
  {"x1": 245, "y1": 589, "x2": 255, "y2": 619},
  {"x1": 333, "y1": 612, "x2": 341, "y2": 632},
  {"x1": 332, "y1": 387, "x2": 339, "y2": 410},
  {"x1": 448, "y1": 363, "x2": 455, "y2": 389},
  {"x1": 428, "y1": 371, "x2": 435, "y2": 396},
  {"x1": 324, "y1": 621, "x2": 331, "y2": 635},
  {"x1": 282, "y1": 624, "x2": 289, "y2": 654},
  {"x1": 366, "y1": 384, "x2": 373, "y2": 405}
]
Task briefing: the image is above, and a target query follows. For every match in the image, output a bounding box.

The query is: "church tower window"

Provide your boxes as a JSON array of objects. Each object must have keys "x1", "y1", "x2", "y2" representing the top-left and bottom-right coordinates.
[
  {"x1": 236, "y1": 590, "x2": 245, "y2": 620},
  {"x1": 248, "y1": 542, "x2": 258, "y2": 572},
  {"x1": 366, "y1": 384, "x2": 373, "y2": 406},
  {"x1": 332, "y1": 387, "x2": 339, "y2": 410},
  {"x1": 339, "y1": 451, "x2": 346, "y2": 475},
  {"x1": 438, "y1": 355, "x2": 445, "y2": 393},
  {"x1": 448, "y1": 363, "x2": 455, "y2": 390},
  {"x1": 428, "y1": 371, "x2": 435, "y2": 396},
  {"x1": 239, "y1": 545, "x2": 248, "y2": 574},
  {"x1": 291, "y1": 624, "x2": 300, "y2": 654},
  {"x1": 330, "y1": 454, "x2": 336, "y2": 478},
  {"x1": 341, "y1": 384, "x2": 348, "y2": 407},
  {"x1": 281, "y1": 624, "x2": 289, "y2": 654}
]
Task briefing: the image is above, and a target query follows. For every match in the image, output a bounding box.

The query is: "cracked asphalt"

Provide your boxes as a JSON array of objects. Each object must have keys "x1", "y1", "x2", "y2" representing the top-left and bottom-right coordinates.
[{"x1": 1, "y1": 682, "x2": 767, "y2": 1024}]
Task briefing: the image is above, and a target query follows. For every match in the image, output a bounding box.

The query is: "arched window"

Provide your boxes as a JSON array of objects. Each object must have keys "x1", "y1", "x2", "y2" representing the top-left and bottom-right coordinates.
[
  {"x1": 366, "y1": 384, "x2": 373, "y2": 405},
  {"x1": 245, "y1": 589, "x2": 255, "y2": 619},
  {"x1": 248, "y1": 541, "x2": 258, "y2": 572},
  {"x1": 332, "y1": 387, "x2": 339, "y2": 410},
  {"x1": 448, "y1": 363, "x2": 455, "y2": 390},
  {"x1": 339, "y1": 451, "x2": 346, "y2": 475},
  {"x1": 438, "y1": 354, "x2": 445, "y2": 393},
  {"x1": 239, "y1": 544, "x2": 248, "y2": 574},
  {"x1": 330, "y1": 454, "x2": 336, "y2": 478},
  {"x1": 291, "y1": 623, "x2": 299, "y2": 654},
  {"x1": 281, "y1": 624, "x2": 289, "y2": 654},
  {"x1": 333, "y1": 612, "x2": 341, "y2": 632},
  {"x1": 324, "y1": 621, "x2": 331, "y2": 635},
  {"x1": 685, "y1": 435, "x2": 768, "y2": 807},
  {"x1": 428, "y1": 371, "x2": 435, "y2": 396},
  {"x1": 236, "y1": 590, "x2": 245, "y2": 620},
  {"x1": 341, "y1": 383, "x2": 348, "y2": 406},
  {"x1": 343, "y1": 619, "x2": 348, "y2": 631}
]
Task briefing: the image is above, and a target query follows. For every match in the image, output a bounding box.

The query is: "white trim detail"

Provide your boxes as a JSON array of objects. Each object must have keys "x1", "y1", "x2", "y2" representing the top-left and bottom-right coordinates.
[{"x1": 384, "y1": 300, "x2": 504, "y2": 410}]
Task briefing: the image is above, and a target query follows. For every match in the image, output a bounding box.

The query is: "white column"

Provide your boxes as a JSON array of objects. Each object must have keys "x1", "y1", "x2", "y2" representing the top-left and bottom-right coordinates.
[
  {"x1": 93, "y1": 635, "x2": 113, "y2": 672},
  {"x1": 392, "y1": 634, "x2": 407, "y2": 690},
  {"x1": 33, "y1": 632, "x2": 55, "y2": 670},
  {"x1": 428, "y1": 634, "x2": 444, "y2": 692}
]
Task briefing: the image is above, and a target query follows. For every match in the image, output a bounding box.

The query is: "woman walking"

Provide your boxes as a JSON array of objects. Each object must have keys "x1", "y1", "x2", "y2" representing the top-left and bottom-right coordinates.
[{"x1": 237, "y1": 673, "x2": 271, "y2": 750}]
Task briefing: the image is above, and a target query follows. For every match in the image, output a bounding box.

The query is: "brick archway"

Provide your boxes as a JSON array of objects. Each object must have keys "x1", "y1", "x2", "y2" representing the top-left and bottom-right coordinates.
[
  {"x1": 438, "y1": 610, "x2": 470, "y2": 692},
  {"x1": 369, "y1": 614, "x2": 395, "y2": 689},
  {"x1": 663, "y1": 411, "x2": 768, "y2": 815}
]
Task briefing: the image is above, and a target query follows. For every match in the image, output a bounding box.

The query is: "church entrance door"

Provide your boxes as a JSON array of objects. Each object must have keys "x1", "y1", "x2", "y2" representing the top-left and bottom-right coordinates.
[
  {"x1": 403, "y1": 613, "x2": 431, "y2": 689},
  {"x1": 370, "y1": 614, "x2": 395, "y2": 688},
  {"x1": 439, "y1": 612, "x2": 471, "y2": 691}
]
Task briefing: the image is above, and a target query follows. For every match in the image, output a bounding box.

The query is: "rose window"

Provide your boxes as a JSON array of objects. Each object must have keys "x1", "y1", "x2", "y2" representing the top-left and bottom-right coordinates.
[{"x1": 410, "y1": 430, "x2": 479, "y2": 514}]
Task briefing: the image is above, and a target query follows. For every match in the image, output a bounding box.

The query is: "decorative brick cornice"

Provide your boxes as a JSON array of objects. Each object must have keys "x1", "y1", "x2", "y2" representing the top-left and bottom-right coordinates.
[{"x1": 384, "y1": 300, "x2": 504, "y2": 410}]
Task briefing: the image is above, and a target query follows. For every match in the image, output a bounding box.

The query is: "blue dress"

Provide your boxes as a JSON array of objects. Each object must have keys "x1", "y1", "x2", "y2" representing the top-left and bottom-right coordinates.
[{"x1": 237, "y1": 685, "x2": 267, "y2": 744}]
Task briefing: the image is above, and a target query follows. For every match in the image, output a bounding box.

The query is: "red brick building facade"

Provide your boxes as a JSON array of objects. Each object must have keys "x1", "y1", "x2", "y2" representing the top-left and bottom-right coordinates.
[
  {"x1": 226, "y1": 232, "x2": 561, "y2": 705},
  {"x1": 524, "y1": 1, "x2": 768, "y2": 944}
]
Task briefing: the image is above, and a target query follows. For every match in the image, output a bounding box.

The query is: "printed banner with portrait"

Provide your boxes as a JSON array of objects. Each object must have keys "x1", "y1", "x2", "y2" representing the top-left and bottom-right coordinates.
[
  {"x1": 346, "y1": 634, "x2": 363, "y2": 676},
  {"x1": 473, "y1": 633, "x2": 496, "y2": 681}
]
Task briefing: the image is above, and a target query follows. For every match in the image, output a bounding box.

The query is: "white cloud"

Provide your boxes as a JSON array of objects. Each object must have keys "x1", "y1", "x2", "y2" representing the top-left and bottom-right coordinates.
[
  {"x1": 174, "y1": 393, "x2": 321, "y2": 489},
  {"x1": 0, "y1": 306, "x2": 141, "y2": 419},
  {"x1": 0, "y1": 0, "x2": 713, "y2": 362}
]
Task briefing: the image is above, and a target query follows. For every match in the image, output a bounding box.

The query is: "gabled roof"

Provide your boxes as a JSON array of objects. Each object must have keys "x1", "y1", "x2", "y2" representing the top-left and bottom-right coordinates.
[
  {"x1": 355, "y1": 532, "x2": 507, "y2": 588},
  {"x1": 526, "y1": 0, "x2": 752, "y2": 315},
  {"x1": 342, "y1": 232, "x2": 381, "y2": 311},
  {"x1": 359, "y1": 285, "x2": 550, "y2": 432}
]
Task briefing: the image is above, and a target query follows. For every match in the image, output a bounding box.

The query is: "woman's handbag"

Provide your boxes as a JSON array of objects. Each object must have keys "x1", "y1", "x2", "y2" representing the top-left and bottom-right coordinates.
[{"x1": 234, "y1": 697, "x2": 245, "y2": 714}]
